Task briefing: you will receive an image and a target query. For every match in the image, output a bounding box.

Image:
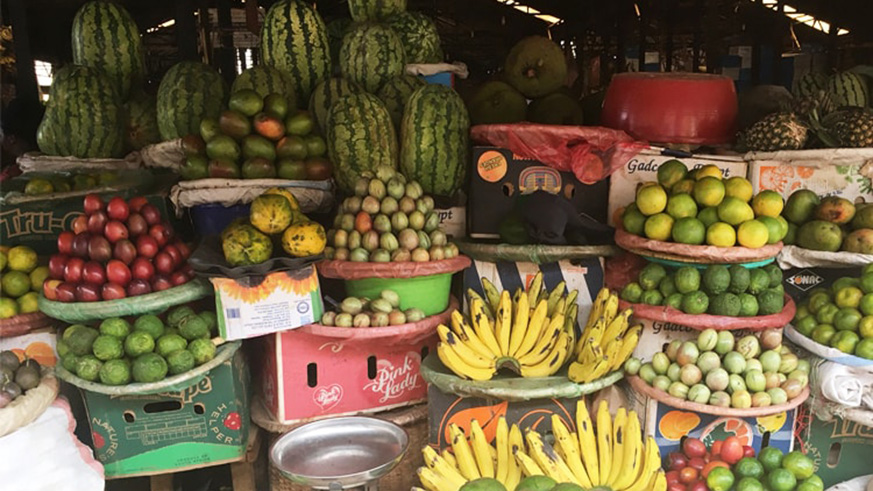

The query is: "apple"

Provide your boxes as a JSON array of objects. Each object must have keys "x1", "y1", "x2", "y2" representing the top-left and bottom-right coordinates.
[
  {"x1": 151, "y1": 275, "x2": 172, "y2": 292},
  {"x1": 126, "y1": 279, "x2": 151, "y2": 296},
  {"x1": 104, "y1": 220, "x2": 129, "y2": 243},
  {"x1": 48, "y1": 254, "x2": 70, "y2": 279},
  {"x1": 163, "y1": 245, "x2": 182, "y2": 268},
  {"x1": 154, "y1": 252, "x2": 174, "y2": 275},
  {"x1": 82, "y1": 261, "x2": 106, "y2": 285},
  {"x1": 175, "y1": 241, "x2": 191, "y2": 259},
  {"x1": 140, "y1": 204, "x2": 161, "y2": 226},
  {"x1": 149, "y1": 224, "x2": 172, "y2": 248},
  {"x1": 136, "y1": 235, "x2": 159, "y2": 258},
  {"x1": 57, "y1": 231, "x2": 75, "y2": 255},
  {"x1": 106, "y1": 260, "x2": 132, "y2": 286},
  {"x1": 131, "y1": 257, "x2": 155, "y2": 281},
  {"x1": 88, "y1": 235, "x2": 112, "y2": 263},
  {"x1": 101, "y1": 283, "x2": 127, "y2": 301},
  {"x1": 126, "y1": 213, "x2": 147, "y2": 237},
  {"x1": 71, "y1": 215, "x2": 88, "y2": 234},
  {"x1": 64, "y1": 257, "x2": 85, "y2": 283},
  {"x1": 83, "y1": 194, "x2": 104, "y2": 215},
  {"x1": 72, "y1": 233, "x2": 91, "y2": 258},
  {"x1": 87, "y1": 210, "x2": 108, "y2": 235},
  {"x1": 170, "y1": 271, "x2": 189, "y2": 286},
  {"x1": 43, "y1": 279, "x2": 63, "y2": 300},
  {"x1": 106, "y1": 197, "x2": 130, "y2": 221},
  {"x1": 56, "y1": 283, "x2": 77, "y2": 302},
  {"x1": 113, "y1": 239, "x2": 137, "y2": 265},
  {"x1": 128, "y1": 196, "x2": 148, "y2": 213},
  {"x1": 75, "y1": 283, "x2": 101, "y2": 302}
]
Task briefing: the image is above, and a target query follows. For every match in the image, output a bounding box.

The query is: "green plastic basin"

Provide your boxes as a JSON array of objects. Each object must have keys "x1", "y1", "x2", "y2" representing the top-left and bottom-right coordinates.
[{"x1": 345, "y1": 272, "x2": 453, "y2": 316}]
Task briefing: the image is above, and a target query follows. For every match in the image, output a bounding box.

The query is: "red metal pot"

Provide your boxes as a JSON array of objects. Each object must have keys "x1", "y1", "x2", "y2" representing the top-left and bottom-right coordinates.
[{"x1": 602, "y1": 72, "x2": 738, "y2": 145}]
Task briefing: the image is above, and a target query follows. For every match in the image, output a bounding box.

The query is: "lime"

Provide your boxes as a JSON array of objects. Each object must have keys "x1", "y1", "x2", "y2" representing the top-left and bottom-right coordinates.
[
  {"x1": 806, "y1": 291, "x2": 832, "y2": 314},
  {"x1": 860, "y1": 294, "x2": 873, "y2": 315},
  {"x1": 797, "y1": 476, "x2": 824, "y2": 491},
  {"x1": 659, "y1": 276, "x2": 678, "y2": 297},
  {"x1": 857, "y1": 338, "x2": 873, "y2": 359},
  {"x1": 134, "y1": 315, "x2": 165, "y2": 340},
  {"x1": 835, "y1": 287, "x2": 864, "y2": 309},
  {"x1": 694, "y1": 177, "x2": 726, "y2": 207},
  {"x1": 782, "y1": 451, "x2": 815, "y2": 480},
  {"x1": 811, "y1": 324, "x2": 836, "y2": 345},
  {"x1": 859, "y1": 273, "x2": 873, "y2": 294},
  {"x1": 99, "y1": 359, "x2": 131, "y2": 386},
  {"x1": 167, "y1": 349, "x2": 196, "y2": 375},
  {"x1": 2, "y1": 271, "x2": 31, "y2": 298},
  {"x1": 859, "y1": 315, "x2": 873, "y2": 338},
  {"x1": 752, "y1": 190, "x2": 785, "y2": 218},
  {"x1": 639, "y1": 263, "x2": 668, "y2": 290},
  {"x1": 623, "y1": 205, "x2": 647, "y2": 235},
  {"x1": 124, "y1": 331, "x2": 155, "y2": 357},
  {"x1": 667, "y1": 193, "x2": 699, "y2": 219},
  {"x1": 816, "y1": 304, "x2": 839, "y2": 324},
  {"x1": 199, "y1": 311, "x2": 218, "y2": 334},
  {"x1": 156, "y1": 334, "x2": 188, "y2": 358},
  {"x1": 657, "y1": 159, "x2": 688, "y2": 188},
  {"x1": 188, "y1": 338, "x2": 216, "y2": 365},
  {"x1": 672, "y1": 217, "x2": 706, "y2": 245},
  {"x1": 620, "y1": 283, "x2": 644, "y2": 303},
  {"x1": 132, "y1": 353, "x2": 168, "y2": 383},
  {"x1": 834, "y1": 307, "x2": 862, "y2": 331},
  {"x1": 675, "y1": 266, "x2": 701, "y2": 294},
  {"x1": 16, "y1": 292, "x2": 39, "y2": 313},
  {"x1": 99, "y1": 318, "x2": 131, "y2": 338},
  {"x1": 707, "y1": 222, "x2": 737, "y2": 247},
  {"x1": 7, "y1": 246, "x2": 37, "y2": 273},
  {"x1": 725, "y1": 176, "x2": 754, "y2": 202},
  {"x1": 682, "y1": 291, "x2": 710, "y2": 315},
  {"x1": 706, "y1": 466, "x2": 736, "y2": 491},
  {"x1": 758, "y1": 446, "x2": 784, "y2": 473},
  {"x1": 698, "y1": 206, "x2": 720, "y2": 227},
  {"x1": 794, "y1": 315, "x2": 818, "y2": 336},
  {"x1": 65, "y1": 325, "x2": 99, "y2": 356},
  {"x1": 735, "y1": 457, "x2": 765, "y2": 479},
  {"x1": 738, "y1": 477, "x2": 765, "y2": 491},
  {"x1": 92, "y1": 335, "x2": 124, "y2": 361},
  {"x1": 767, "y1": 468, "x2": 797, "y2": 491},
  {"x1": 29, "y1": 266, "x2": 50, "y2": 291},
  {"x1": 831, "y1": 330, "x2": 860, "y2": 353},
  {"x1": 757, "y1": 216, "x2": 785, "y2": 244},
  {"x1": 167, "y1": 306, "x2": 196, "y2": 328},
  {"x1": 644, "y1": 213, "x2": 674, "y2": 241},
  {"x1": 178, "y1": 315, "x2": 210, "y2": 340},
  {"x1": 76, "y1": 355, "x2": 103, "y2": 382}
]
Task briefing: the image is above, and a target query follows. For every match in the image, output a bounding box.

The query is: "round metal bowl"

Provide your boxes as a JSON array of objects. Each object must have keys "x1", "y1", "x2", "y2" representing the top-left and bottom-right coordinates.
[{"x1": 270, "y1": 416, "x2": 409, "y2": 490}]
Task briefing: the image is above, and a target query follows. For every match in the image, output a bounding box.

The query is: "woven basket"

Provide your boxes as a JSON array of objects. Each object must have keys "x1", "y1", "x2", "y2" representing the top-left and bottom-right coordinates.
[{"x1": 252, "y1": 398, "x2": 427, "y2": 491}]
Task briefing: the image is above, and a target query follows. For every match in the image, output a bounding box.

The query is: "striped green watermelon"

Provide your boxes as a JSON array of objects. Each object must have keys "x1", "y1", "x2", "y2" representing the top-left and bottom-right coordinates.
[
  {"x1": 124, "y1": 93, "x2": 160, "y2": 150},
  {"x1": 792, "y1": 72, "x2": 828, "y2": 98},
  {"x1": 309, "y1": 77, "x2": 364, "y2": 132},
  {"x1": 156, "y1": 61, "x2": 227, "y2": 140},
  {"x1": 326, "y1": 93, "x2": 397, "y2": 192},
  {"x1": 348, "y1": 0, "x2": 406, "y2": 22},
  {"x1": 387, "y1": 12, "x2": 442, "y2": 64},
  {"x1": 339, "y1": 23, "x2": 406, "y2": 93},
  {"x1": 327, "y1": 18, "x2": 354, "y2": 73},
  {"x1": 71, "y1": 1, "x2": 145, "y2": 100},
  {"x1": 828, "y1": 71, "x2": 869, "y2": 108},
  {"x1": 260, "y1": 0, "x2": 331, "y2": 102},
  {"x1": 231, "y1": 65, "x2": 297, "y2": 107},
  {"x1": 400, "y1": 84, "x2": 469, "y2": 197},
  {"x1": 37, "y1": 65, "x2": 125, "y2": 158},
  {"x1": 376, "y1": 74, "x2": 425, "y2": 130}
]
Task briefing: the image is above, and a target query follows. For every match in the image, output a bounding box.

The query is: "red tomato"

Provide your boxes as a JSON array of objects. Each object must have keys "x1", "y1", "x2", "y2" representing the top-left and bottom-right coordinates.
[
  {"x1": 679, "y1": 467, "x2": 699, "y2": 484},
  {"x1": 688, "y1": 480, "x2": 708, "y2": 491},
  {"x1": 720, "y1": 436, "x2": 744, "y2": 464},
  {"x1": 743, "y1": 445, "x2": 756, "y2": 458},
  {"x1": 668, "y1": 483, "x2": 686, "y2": 491},
  {"x1": 710, "y1": 441, "x2": 724, "y2": 458},
  {"x1": 666, "y1": 470, "x2": 681, "y2": 486},
  {"x1": 683, "y1": 438, "x2": 707, "y2": 458},
  {"x1": 688, "y1": 457, "x2": 706, "y2": 471},
  {"x1": 702, "y1": 460, "x2": 730, "y2": 478}
]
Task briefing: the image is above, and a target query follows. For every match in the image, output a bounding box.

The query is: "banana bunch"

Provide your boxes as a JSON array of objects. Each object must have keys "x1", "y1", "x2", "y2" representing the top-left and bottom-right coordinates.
[
  {"x1": 568, "y1": 288, "x2": 642, "y2": 384},
  {"x1": 436, "y1": 273, "x2": 579, "y2": 380},
  {"x1": 415, "y1": 402, "x2": 665, "y2": 491}
]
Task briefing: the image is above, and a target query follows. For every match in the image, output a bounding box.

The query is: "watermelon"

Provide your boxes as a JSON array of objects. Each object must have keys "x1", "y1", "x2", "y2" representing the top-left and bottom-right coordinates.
[
  {"x1": 828, "y1": 71, "x2": 869, "y2": 108},
  {"x1": 124, "y1": 93, "x2": 160, "y2": 150},
  {"x1": 309, "y1": 77, "x2": 364, "y2": 132},
  {"x1": 156, "y1": 61, "x2": 227, "y2": 140},
  {"x1": 400, "y1": 85, "x2": 469, "y2": 197},
  {"x1": 260, "y1": 0, "x2": 331, "y2": 102},
  {"x1": 326, "y1": 93, "x2": 397, "y2": 192},
  {"x1": 792, "y1": 72, "x2": 828, "y2": 98},
  {"x1": 348, "y1": 0, "x2": 406, "y2": 22},
  {"x1": 231, "y1": 65, "x2": 297, "y2": 107},
  {"x1": 71, "y1": 1, "x2": 145, "y2": 100},
  {"x1": 327, "y1": 18, "x2": 354, "y2": 72},
  {"x1": 37, "y1": 65, "x2": 125, "y2": 158},
  {"x1": 376, "y1": 75, "x2": 425, "y2": 131},
  {"x1": 339, "y1": 23, "x2": 406, "y2": 93},
  {"x1": 387, "y1": 12, "x2": 442, "y2": 64}
]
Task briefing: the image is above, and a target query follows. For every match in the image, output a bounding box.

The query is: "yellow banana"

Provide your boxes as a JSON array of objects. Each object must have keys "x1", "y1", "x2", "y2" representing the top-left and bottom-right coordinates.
[
  {"x1": 546, "y1": 281, "x2": 566, "y2": 316},
  {"x1": 417, "y1": 467, "x2": 457, "y2": 491},
  {"x1": 496, "y1": 291, "x2": 512, "y2": 356},
  {"x1": 586, "y1": 288, "x2": 610, "y2": 327},
  {"x1": 507, "y1": 424, "x2": 524, "y2": 490},
  {"x1": 528, "y1": 272, "x2": 544, "y2": 304},
  {"x1": 613, "y1": 324, "x2": 642, "y2": 371},
  {"x1": 451, "y1": 311, "x2": 496, "y2": 359},
  {"x1": 514, "y1": 449, "x2": 545, "y2": 477},
  {"x1": 481, "y1": 278, "x2": 501, "y2": 317},
  {"x1": 576, "y1": 399, "x2": 600, "y2": 485},
  {"x1": 441, "y1": 449, "x2": 458, "y2": 469},
  {"x1": 603, "y1": 336, "x2": 623, "y2": 368},
  {"x1": 438, "y1": 343, "x2": 495, "y2": 381},
  {"x1": 471, "y1": 299, "x2": 502, "y2": 357},
  {"x1": 553, "y1": 297, "x2": 567, "y2": 319},
  {"x1": 469, "y1": 420, "x2": 494, "y2": 478},
  {"x1": 584, "y1": 318, "x2": 607, "y2": 350},
  {"x1": 613, "y1": 411, "x2": 643, "y2": 490},
  {"x1": 508, "y1": 291, "x2": 530, "y2": 356},
  {"x1": 437, "y1": 325, "x2": 496, "y2": 369},
  {"x1": 466, "y1": 289, "x2": 490, "y2": 319},
  {"x1": 520, "y1": 331, "x2": 571, "y2": 377},
  {"x1": 565, "y1": 303, "x2": 578, "y2": 349},
  {"x1": 552, "y1": 415, "x2": 593, "y2": 488},
  {"x1": 603, "y1": 291, "x2": 619, "y2": 324},
  {"x1": 450, "y1": 424, "x2": 481, "y2": 481},
  {"x1": 607, "y1": 408, "x2": 628, "y2": 486},
  {"x1": 651, "y1": 471, "x2": 667, "y2": 491},
  {"x1": 513, "y1": 299, "x2": 548, "y2": 358},
  {"x1": 565, "y1": 290, "x2": 579, "y2": 316},
  {"x1": 495, "y1": 417, "x2": 510, "y2": 484},
  {"x1": 624, "y1": 437, "x2": 660, "y2": 491},
  {"x1": 596, "y1": 400, "x2": 613, "y2": 485},
  {"x1": 422, "y1": 446, "x2": 467, "y2": 488},
  {"x1": 526, "y1": 430, "x2": 578, "y2": 485},
  {"x1": 572, "y1": 358, "x2": 610, "y2": 384},
  {"x1": 602, "y1": 308, "x2": 632, "y2": 343},
  {"x1": 517, "y1": 313, "x2": 564, "y2": 366}
]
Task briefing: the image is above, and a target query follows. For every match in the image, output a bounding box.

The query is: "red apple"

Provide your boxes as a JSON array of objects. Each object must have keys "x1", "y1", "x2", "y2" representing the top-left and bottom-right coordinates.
[
  {"x1": 106, "y1": 260, "x2": 132, "y2": 286},
  {"x1": 151, "y1": 275, "x2": 172, "y2": 292},
  {"x1": 113, "y1": 239, "x2": 137, "y2": 265},
  {"x1": 72, "y1": 233, "x2": 91, "y2": 258},
  {"x1": 163, "y1": 244, "x2": 182, "y2": 268},
  {"x1": 48, "y1": 254, "x2": 69, "y2": 279},
  {"x1": 128, "y1": 196, "x2": 148, "y2": 213},
  {"x1": 64, "y1": 257, "x2": 85, "y2": 283},
  {"x1": 101, "y1": 283, "x2": 127, "y2": 300},
  {"x1": 126, "y1": 279, "x2": 151, "y2": 296},
  {"x1": 668, "y1": 452, "x2": 688, "y2": 471},
  {"x1": 87, "y1": 210, "x2": 108, "y2": 235},
  {"x1": 154, "y1": 252, "x2": 174, "y2": 275},
  {"x1": 688, "y1": 457, "x2": 706, "y2": 471},
  {"x1": 104, "y1": 220, "x2": 129, "y2": 243},
  {"x1": 82, "y1": 261, "x2": 106, "y2": 285},
  {"x1": 170, "y1": 271, "x2": 189, "y2": 286},
  {"x1": 83, "y1": 194, "x2": 104, "y2": 215},
  {"x1": 75, "y1": 283, "x2": 101, "y2": 302},
  {"x1": 56, "y1": 283, "x2": 77, "y2": 302},
  {"x1": 136, "y1": 235, "x2": 159, "y2": 258},
  {"x1": 57, "y1": 231, "x2": 75, "y2": 255},
  {"x1": 175, "y1": 241, "x2": 191, "y2": 259},
  {"x1": 71, "y1": 215, "x2": 88, "y2": 234},
  {"x1": 140, "y1": 204, "x2": 161, "y2": 226},
  {"x1": 126, "y1": 213, "x2": 147, "y2": 237},
  {"x1": 43, "y1": 279, "x2": 63, "y2": 300},
  {"x1": 131, "y1": 257, "x2": 155, "y2": 281},
  {"x1": 106, "y1": 197, "x2": 130, "y2": 221},
  {"x1": 149, "y1": 224, "x2": 172, "y2": 248},
  {"x1": 88, "y1": 235, "x2": 112, "y2": 263},
  {"x1": 689, "y1": 480, "x2": 708, "y2": 491}
]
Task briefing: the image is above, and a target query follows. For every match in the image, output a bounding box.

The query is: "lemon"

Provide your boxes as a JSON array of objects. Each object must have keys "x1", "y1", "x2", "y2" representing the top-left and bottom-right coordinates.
[
  {"x1": 737, "y1": 220, "x2": 770, "y2": 248},
  {"x1": 0, "y1": 251, "x2": 6, "y2": 272},
  {"x1": 667, "y1": 193, "x2": 698, "y2": 219},
  {"x1": 644, "y1": 213, "x2": 675, "y2": 241},
  {"x1": 1, "y1": 271, "x2": 31, "y2": 298},
  {"x1": 17, "y1": 292, "x2": 39, "y2": 314},
  {"x1": 29, "y1": 266, "x2": 50, "y2": 292},
  {"x1": 636, "y1": 184, "x2": 668, "y2": 216},
  {"x1": 696, "y1": 164, "x2": 723, "y2": 180},
  {"x1": 717, "y1": 197, "x2": 755, "y2": 226},
  {"x1": 657, "y1": 160, "x2": 689, "y2": 188},
  {"x1": 694, "y1": 177, "x2": 726, "y2": 207},
  {"x1": 0, "y1": 298, "x2": 18, "y2": 319},
  {"x1": 725, "y1": 176, "x2": 754, "y2": 202},
  {"x1": 7, "y1": 246, "x2": 37, "y2": 273},
  {"x1": 671, "y1": 179, "x2": 696, "y2": 196},
  {"x1": 707, "y1": 222, "x2": 737, "y2": 247},
  {"x1": 757, "y1": 216, "x2": 786, "y2": 244},
  {"x1": 698, "y1": 207, "x2": 720, "y2": 227},
  {"x1": 752, "y1": 190, "x2": 785, "y2": 218}
]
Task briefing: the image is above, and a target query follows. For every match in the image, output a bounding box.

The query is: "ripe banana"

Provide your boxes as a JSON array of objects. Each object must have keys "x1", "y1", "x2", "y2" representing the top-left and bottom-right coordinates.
[
  {"x1": 495, "y1": 416, "x2": 510, "y2": 484},
  {"x1": 528, "y1": 272, "x2": 544, "y2": 306},
  {"x1": 449, "y1": 424, "x2": 480, "y2": 480},
  {"x1": 546, "y1": 281, "x2": 566, "y2": 316},
  {"x1": 596, "y1": 400, "x2": 613, "y2": 484},
  {"x1": 437, "y1": 342, "x2": 495, "y2": 381},
  {"x1": 481, "y1": 278, "x2": 502, "y2": 316},
  {"x1": 496, "y1": 291, "x2": 512, "y2": 356},
  {"x1": 552, "y1": 415, "x2": 593, "y2": 488},
  {"x1": 508, "y1": 291, "x2": 530, "y2": 356},
  {"x1": 624, "y1": 437, "x2": 660, "y2": 491},
  {"x1": 469, "y1": 420, "x2": 494, "y2": 478},
  {"x1": 437, "y1": 325, "x2": 496, "y2": 370},
  {"x1": 607, "y1": 408, "x2": 628, "y2": 486},
  {"x1": 450, "y1": 311, "x2": 494, "y2": 359},
  {"x1": 514, "y1": 449, "x2": 545, "y2": 477},
  {"x1": 418, "y1": 467, "x2": 456, "y2": 491},
  {"x1": 576, "y1": 399, "x2": 600, "y2": 485},
  {"x1": 422, "y1": 446, "x2": 467, "y2": 488},
  {"x1": 526, "y1": 429, "x2": 579, "y2": 485},
  {"x1": 613, "y1": 411, "x2": 643, "y2": 490}
]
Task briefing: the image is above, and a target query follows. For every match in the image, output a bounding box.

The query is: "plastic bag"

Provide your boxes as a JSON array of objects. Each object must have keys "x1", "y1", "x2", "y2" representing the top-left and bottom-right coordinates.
[
  {"x1": 471, "y1": 123, "x2": 647, "y2": 184},
  {"x1": 405, "y1": 62, "x2": 468, "y2": 78},
  {"x1": 169, "y1": 178, "x2": 335, "y2": 215},
  {"x1": 777, "y1": 245, "x2": 873, "y2": 269},
  {"x1": 318, "y1": 256, "x2": 471, "y2": 280},
  {"x1": 140, "y1": 139, "x2": 185, "y2": 171},
  {"x1": 620, "y1": 295, "x2": 796, "y2": 331},
  {"x1": 615, "y1": 229, "x2": 783, "y2": 264}
]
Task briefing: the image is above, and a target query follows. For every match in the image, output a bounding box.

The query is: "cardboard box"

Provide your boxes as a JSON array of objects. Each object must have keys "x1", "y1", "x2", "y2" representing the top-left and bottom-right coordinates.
[
  {"x1": 632, "y1": 318, "x2": 765, "y2": 361},
  {"x1": 799, "y1": 413, "x2": 873, "y2": 488},
  {"x1": 426, "y1": 384, "x2": 581, "y2": 450},
  {"x1": 84, "y1": 349, "x2": 250, "y2": 478},
  {"x1": 435, "y1": 206, "x2": 466, "y2": 239},
  {"x1": 748, "y1": 149, "x2": 873, "y2": 203},
  {"x1": 259, "y1": 327, "x2": 436, "y2": 425},
  {"x1": 0, "y1": 328, "x2": 58, "y2": 367},
  {"x1": 608, "y1": 149, "x2": 748, "y2": 226},
  {"x1": 211, "y1": 266, "x2": 323, "y2": 341},
  {"x1": 468, "y1": 146, "x2": 609, "y2": 240},
  {"x1": 782, "y1": 266, "x2": 862, "y2": 303},
  {"x1": 463, "y1": 258, "x2": 604, "y2": 328}
]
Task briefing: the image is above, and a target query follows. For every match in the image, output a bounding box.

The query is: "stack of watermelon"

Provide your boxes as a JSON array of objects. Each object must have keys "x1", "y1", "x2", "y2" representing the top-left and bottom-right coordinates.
[{"x1": 37, "y1": 1, "x2": 160, "y2": 158}]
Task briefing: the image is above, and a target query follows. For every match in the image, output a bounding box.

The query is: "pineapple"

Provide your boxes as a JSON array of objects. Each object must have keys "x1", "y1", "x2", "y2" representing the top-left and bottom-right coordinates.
[
  {"x1": 742, "y1": 112, "x2": 808, "y2": 152},
  {"x1": 790, "y1": 90, "x2": 836, "y2": 118},
  {"x1": 831, "y1": 110, "x2": 873, "y2": 148}
]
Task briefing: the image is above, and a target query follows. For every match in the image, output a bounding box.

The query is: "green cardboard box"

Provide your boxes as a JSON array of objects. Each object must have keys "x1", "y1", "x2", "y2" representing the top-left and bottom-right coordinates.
[
  {"x1": 83, "y1": 349, "x2": 250, "y2": 478},
  {"x1": 801, "y1": 414, "x2": 873, "y2": 488}
]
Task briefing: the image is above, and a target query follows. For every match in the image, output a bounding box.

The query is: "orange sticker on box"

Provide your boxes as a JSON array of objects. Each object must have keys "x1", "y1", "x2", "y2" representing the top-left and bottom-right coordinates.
[{"x1": 477, "y1": 150, "x2": 507, "y2": 183}]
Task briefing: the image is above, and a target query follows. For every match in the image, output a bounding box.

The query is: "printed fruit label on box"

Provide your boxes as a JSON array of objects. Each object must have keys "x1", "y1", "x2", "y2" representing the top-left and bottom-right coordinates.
[
  {"x1": 0, "y1": 329, "x2": 58, "y2": 366},
  {"x1": 212, "y1": 267, "x2": 323, "y2": 341},
  {"x1": 799, "y1": 411, "x2": 873, "y2": 488},
  {"x1": 748, "y1": 149, "x2": 873, "y2": 203}
]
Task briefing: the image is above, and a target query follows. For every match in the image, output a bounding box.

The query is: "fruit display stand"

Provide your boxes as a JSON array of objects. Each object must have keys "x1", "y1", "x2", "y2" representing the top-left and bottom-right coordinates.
[
  {"x1": 615, "y1": 228, "x2": 783, "y2": 266},
  {"x1": 0, "y1": 311, "x2": 58, "y2": 338},
  {"x1": 785, "y1": 325, "x2": 873, "y2": 369},
  {"x1": 0, "y1": 369, "x2": 59, "y2": 438},
  {"x1": 620, "y1": 294, "x2": 796, "y2": 331}
]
